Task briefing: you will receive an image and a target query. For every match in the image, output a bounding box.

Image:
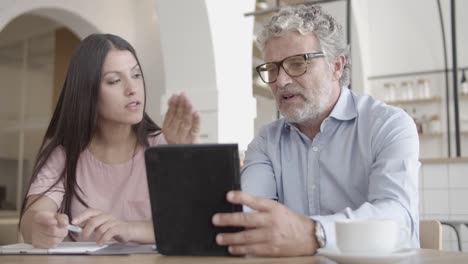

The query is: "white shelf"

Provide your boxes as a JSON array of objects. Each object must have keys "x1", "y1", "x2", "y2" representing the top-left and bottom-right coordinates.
[
  {"x1": 0, "y1": 211, "x2": 19, "y2": 220},
  {"x1": 386, "y1": 96, "x2": 441, "y2": 105},
  {"x1": 419, "y1": 132, "x2": 443, "y2": 138},
  {"x1": 418, "y1": 131, "x2": 468, "y2": 137},
  {"x1": 0, "y1": 118, "x2": 49, "y2": 132},
  {"x1": 419, "y1": 131, "x2": 468, "y2": 137}
]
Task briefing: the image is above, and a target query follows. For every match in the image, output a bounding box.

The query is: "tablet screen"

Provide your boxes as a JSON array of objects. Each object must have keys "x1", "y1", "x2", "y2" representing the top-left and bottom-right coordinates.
[{"x1": 145, "y1": 144, "x2": 243, "y2": 256}]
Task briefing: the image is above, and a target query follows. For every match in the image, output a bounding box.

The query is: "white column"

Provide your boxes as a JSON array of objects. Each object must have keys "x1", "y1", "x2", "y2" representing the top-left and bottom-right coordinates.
[{"x1": 155, "y1": 0, "x2": 256, "y2": 150}]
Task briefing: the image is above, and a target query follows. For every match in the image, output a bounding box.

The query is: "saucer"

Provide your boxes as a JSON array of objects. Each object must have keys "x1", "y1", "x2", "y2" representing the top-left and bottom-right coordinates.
[{"x1": 317, "y1": 247, "x2": 417, "y2": 264}]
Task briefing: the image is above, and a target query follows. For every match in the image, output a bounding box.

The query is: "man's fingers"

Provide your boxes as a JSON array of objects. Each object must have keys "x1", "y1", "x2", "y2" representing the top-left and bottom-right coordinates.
[
  {"x1": 216, "y1": 228, "x2": 268, "y2": 246},
  {"x1": 212, "y1": 212, "x2": 267, "y2": 228},
  {"x1": 228, "y1": 243, "x2": 282, "y2": 257},
  {"x1": 226, "y1": 191, "x2": 277, "y2": 212}
]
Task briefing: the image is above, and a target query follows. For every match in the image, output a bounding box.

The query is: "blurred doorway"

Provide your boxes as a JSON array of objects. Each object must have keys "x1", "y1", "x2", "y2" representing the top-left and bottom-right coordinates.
[{"x1": 0, "y1": 14, "x2": 79, "y2": 221}]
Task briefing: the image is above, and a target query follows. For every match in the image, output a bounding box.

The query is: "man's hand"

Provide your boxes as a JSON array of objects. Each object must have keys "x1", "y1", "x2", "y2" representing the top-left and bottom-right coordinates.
[
  {"x1": 31, "y1": 211, "x2": 69, "y2": 249},
  {"x1": 162, "y1": 93, "x2": 200, "y2": 144},
  {"x1": 212, "y1": 191, "x2": 318, "y2": 257}
]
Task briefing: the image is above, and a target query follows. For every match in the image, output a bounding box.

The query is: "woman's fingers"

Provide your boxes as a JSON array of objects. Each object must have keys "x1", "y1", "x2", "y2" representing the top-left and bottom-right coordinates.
[
  {"x1": 72, "y1": 208, "x2": 102, "y2": 225},
  {"x1": 32, "y1": 212, "x2": 69, "y2": 249},
  {"x1": 162, "y1": 95, "x2": 178, "y2": 130},
  {"x1": 80, "y1": 214, "x2": 113, "y2": 240},
  {"x1": 163, "y1": 93, "x2": 200, "y2": 144},
  {"x1": 190, "y1": 111, "x2": 201, "y2": 143}
]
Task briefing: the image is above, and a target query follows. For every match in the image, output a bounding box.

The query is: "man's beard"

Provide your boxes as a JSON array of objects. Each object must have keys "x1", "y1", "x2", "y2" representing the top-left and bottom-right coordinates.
[{"x1": 276, "y1": 82, "x2": 333, "y2": 124}]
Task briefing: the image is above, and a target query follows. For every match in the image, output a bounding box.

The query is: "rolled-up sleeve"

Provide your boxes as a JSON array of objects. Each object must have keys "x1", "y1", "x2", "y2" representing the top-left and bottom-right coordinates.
[
  {"x1": 28, "y1": 147, "x2": 66, "y2": 208},
  {"x1": 241, "y1": 126, "x2": 278, "y2": 202}
]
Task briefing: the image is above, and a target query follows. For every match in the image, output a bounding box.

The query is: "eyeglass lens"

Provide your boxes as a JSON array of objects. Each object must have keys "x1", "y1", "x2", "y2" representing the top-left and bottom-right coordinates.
[{"x1": 257, "y1": 55, "x2": 308, "y2": 83}]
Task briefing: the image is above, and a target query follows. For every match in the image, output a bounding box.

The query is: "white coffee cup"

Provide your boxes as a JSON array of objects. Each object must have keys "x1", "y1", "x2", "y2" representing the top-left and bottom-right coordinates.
[{"x1": 335, "y1": 219, "x2": 410, "y2": 254}]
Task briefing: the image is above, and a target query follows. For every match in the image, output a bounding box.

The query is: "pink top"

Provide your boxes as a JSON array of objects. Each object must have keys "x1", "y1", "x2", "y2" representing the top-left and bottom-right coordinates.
[{"x1": 28, "y1": 134, "x2": 166, "y2": 225}]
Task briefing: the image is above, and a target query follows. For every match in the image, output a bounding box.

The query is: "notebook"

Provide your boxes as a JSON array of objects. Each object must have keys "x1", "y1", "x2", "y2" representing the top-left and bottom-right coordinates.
[
  {"x1": 145, "y1": 144, "x2": 243, "y2": 256},
  {"x1": 0, "y1": 242, "x2": 108, "y2": 255},
  {"x1": 0, "y1": 242, "x2": 158, "y2": 255}
]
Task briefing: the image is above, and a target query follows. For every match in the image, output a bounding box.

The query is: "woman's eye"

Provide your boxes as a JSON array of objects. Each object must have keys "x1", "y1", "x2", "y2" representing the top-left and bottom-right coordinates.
[
  {"x1": 108, "y1": 79, "x2": 120, "y2": 85},
  {"x1": 133, "y1": 73, "x2": 142, "y2": 78}
]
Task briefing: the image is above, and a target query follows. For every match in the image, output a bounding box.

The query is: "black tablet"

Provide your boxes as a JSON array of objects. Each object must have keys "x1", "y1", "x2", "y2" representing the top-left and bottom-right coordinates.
[{"x1": 144, "y1": 144, "x2": 243, "y2": 256}]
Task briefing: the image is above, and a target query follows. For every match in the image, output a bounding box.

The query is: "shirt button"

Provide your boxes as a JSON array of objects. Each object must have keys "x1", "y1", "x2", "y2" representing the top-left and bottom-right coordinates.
[{"x1": 312, "y1": 146, "x2": 319, "y2": 152}]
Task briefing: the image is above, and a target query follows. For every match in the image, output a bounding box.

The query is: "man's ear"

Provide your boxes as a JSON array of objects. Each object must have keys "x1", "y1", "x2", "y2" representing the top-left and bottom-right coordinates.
[{"x1": 332, "y1": 55, "x2": 346, "y2": 81}]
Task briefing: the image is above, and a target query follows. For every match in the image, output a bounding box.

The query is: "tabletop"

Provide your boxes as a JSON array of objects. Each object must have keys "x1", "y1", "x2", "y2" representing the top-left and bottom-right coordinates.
[{"x1": 1, "y1": 249, "x2": 468, "y2": 264}]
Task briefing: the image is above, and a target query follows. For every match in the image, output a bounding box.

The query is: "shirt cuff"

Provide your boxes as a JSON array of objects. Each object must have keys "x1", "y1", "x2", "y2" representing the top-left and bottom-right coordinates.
[{"x1": 310, "y1": 212, "x2": 348, "y2": 248}]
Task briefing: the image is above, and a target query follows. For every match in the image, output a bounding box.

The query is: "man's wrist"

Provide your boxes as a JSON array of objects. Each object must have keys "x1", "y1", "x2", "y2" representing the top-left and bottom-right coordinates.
[{"x1": 314, "y1": 220, "x2": 326, "y2": 248}]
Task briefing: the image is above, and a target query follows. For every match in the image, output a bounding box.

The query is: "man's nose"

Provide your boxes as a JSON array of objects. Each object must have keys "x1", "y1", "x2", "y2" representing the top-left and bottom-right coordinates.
[{"x1": 274, "y1": 66, "x2": 293, "y2": 87}]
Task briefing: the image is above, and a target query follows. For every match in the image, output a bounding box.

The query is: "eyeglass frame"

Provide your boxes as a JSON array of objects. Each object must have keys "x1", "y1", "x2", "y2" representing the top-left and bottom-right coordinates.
[{"x1": 255, "y1": 52, "x2": 325, "y2": 84}]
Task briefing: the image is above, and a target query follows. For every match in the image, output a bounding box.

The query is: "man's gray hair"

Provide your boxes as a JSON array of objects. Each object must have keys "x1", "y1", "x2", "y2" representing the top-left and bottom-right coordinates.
[{"x1": 256, "y1": 5, "x2": 350, "y2": 87}]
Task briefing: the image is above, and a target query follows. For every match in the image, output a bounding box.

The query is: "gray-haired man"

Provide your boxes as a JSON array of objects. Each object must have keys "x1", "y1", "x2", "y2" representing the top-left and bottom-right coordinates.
[{"x1": 213, "y1": 5, "x2": 419, "y2": 257}]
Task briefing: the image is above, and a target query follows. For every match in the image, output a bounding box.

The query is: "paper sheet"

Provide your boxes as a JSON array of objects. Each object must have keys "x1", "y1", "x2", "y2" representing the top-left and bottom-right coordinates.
[{"x1": 0, "y1": 242, "x2": 108, "y2": 255}]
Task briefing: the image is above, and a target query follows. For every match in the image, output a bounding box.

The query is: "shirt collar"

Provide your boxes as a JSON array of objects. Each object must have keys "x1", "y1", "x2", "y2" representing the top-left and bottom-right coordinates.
[
  {"x1": 283, "y1": 86, "x2": 357, "y2": 132},
  {"x1": 328, "y1": 86, "x2": 358, "y2": 121}
]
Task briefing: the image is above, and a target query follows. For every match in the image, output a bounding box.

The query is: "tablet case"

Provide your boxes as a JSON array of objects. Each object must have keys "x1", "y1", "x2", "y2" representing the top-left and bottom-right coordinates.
[{"x1": 145, "y1": 144, "x2": 243, "y2": 256}]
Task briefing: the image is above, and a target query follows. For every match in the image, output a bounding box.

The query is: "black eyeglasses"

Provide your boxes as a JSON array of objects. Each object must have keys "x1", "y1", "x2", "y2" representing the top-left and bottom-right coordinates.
[{"x1": 256, "y1": 52, "x2": 325, "y2": 84}]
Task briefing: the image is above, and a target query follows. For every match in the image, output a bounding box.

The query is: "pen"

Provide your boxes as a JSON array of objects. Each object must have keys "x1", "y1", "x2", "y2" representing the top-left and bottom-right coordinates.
[{"x1": 67, "y1": 224, "x2": 82, "y2": 233}]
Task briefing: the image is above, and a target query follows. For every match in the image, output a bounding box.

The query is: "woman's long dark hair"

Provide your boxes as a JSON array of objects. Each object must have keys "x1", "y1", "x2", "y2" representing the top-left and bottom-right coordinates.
[{"x1": 19, "y1": 34, "x2": 161, "y2": 227}]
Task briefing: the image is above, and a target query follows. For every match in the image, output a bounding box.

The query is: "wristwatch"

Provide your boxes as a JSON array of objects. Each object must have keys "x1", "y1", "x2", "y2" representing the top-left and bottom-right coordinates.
[{"x1": 314, "y1": 220, "x2": 326, "y2": 248}]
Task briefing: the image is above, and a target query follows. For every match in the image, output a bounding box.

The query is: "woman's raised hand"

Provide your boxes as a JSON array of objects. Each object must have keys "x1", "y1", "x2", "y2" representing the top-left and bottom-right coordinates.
[{"x1": 162, "y1": 93, "x2": 200, "y2": 144}]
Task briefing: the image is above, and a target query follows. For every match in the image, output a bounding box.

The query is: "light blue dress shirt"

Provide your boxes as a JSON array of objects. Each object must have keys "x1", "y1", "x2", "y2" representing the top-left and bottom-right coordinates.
[{"x1": 241, "y1": 87, "x2": 420, "y2": 248}]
